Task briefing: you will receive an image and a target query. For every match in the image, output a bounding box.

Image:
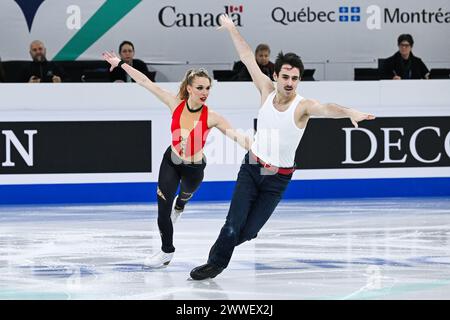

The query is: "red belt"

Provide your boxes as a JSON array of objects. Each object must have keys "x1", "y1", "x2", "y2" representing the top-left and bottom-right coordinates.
[{"x1": 250, "y1": 152, "x2": 295, "y2": 176}]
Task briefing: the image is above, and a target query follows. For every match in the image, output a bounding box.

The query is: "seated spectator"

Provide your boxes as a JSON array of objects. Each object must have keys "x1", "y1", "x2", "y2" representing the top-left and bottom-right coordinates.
[
  {"x1": 232, "y1": 43, "x2": 275, "y2": 81},
  {"x1": 19, "y1": 40, "x2": 64, "y2": 83},
  {"x1": 381, "y1": 34, "x2": 429, "y2": 80},
  {"x1": 0, "y1": 58, "x2": 5, "y2": 82},
  {"x1": 110, "y1": 41, "x2": 151, "y2": 82}
]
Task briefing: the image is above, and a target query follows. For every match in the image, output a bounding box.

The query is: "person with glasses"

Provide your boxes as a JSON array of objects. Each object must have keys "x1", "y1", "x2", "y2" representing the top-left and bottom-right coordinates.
[
  {"x1": 381, "y1": 34, "x2": 430, "y2": 80},
  {"x1": 103, "y1": 51, "x2": 252, "y2": 268},
  {"x1": 110, "y1": 41, "x2": 152, "y2": 82}
]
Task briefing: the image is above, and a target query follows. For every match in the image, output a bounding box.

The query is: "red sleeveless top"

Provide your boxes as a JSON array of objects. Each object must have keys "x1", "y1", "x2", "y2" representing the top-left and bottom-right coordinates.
[{"x1": 171, "y1": 100, "x2": 210, "y2": 157}]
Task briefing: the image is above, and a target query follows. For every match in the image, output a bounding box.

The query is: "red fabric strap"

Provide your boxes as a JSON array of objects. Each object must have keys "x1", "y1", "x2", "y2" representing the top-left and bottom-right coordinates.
[{"x1": 250, "y1": 152, "x2": 295, "y2": 175}]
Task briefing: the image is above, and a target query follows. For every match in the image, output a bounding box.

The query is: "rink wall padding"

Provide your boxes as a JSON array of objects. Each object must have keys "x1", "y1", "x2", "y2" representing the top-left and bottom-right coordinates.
[
  {"x1": 0, "y1": 81, "x2": 449, "y2": 205},
  {"x1": 1, "y1": 177, "x2": 450, "y2": 205}
]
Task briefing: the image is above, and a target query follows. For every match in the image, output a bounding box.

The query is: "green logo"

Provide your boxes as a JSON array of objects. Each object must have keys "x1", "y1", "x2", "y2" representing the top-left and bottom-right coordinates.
[{"x1": 53, "y1": 0, "x2": 141, "y2": 61}]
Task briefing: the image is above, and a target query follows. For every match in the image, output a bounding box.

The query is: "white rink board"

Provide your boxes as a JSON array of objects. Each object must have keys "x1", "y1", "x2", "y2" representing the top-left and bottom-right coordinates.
[{"x1": 0, "y1": 80, "x2": 449, "y2": 185}]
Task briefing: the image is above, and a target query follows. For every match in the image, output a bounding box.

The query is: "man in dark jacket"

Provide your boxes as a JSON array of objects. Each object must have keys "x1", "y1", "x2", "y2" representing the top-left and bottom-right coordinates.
[
  {"x1": 381, "y1": 34, "x2": 429, "y2": 80},
  {"x1": 20, "y1": 40, "x2": 64, "y2": 83},
  {"x1": 110, "y1": 41, "x2": 152, "y2": 82}
]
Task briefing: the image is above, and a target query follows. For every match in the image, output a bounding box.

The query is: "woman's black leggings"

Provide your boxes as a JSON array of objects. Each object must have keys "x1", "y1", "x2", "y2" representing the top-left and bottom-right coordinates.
[{"x1": 157, "y1": 146, "x2": 206, "y2": 253}]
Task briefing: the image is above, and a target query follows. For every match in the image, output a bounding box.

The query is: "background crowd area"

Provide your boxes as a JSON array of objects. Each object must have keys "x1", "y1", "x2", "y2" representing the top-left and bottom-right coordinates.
[{"x1": 1, "y1": 34, "x2": 449, "y2": 84}]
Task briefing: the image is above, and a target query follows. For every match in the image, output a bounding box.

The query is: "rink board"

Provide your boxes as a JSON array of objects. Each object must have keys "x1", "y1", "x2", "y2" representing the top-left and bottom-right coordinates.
[{"x1": 0, "y1": 81, "x2": 449, "y2": 204}]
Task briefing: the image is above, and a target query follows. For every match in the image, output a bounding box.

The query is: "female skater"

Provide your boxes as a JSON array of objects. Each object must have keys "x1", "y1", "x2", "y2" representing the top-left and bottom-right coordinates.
[{"x1": 103, "y1": 51, "x2": 251, "y2": 268}]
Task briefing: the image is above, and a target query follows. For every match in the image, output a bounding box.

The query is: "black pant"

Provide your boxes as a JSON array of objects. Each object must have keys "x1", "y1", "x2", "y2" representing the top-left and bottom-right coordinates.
[
  {"x1": 208, "y1": 152, "x2": 292, "y2": 268},
  {"x1": 157, "y1": 146, "x2": 206, "y2": 253}
]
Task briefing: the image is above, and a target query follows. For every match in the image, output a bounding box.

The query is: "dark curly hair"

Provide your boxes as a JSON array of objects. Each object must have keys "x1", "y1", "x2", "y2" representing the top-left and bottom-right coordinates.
[{"x1": 274, "y1": 51, "x2": 305, "y2": 77}]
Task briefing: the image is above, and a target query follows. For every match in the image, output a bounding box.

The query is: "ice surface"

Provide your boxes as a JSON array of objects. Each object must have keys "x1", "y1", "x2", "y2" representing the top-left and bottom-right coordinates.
[{"x1": 0, "y1": 198, "x2": 449, "y2": 300}]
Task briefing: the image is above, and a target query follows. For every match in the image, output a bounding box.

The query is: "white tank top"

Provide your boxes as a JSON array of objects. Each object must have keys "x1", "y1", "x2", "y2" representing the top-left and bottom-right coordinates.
[{"x1": 251, "y1": 90, "x2": 305, "y2": 167}]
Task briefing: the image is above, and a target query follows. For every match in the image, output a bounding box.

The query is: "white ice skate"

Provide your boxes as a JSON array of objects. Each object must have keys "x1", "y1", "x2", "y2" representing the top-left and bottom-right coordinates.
[
  {"x1": 144, "y1": 251, "x2": 174, "y2": 268},
  {"x1": 171, "y1": 196, "x2": 184, "y2": 224}
]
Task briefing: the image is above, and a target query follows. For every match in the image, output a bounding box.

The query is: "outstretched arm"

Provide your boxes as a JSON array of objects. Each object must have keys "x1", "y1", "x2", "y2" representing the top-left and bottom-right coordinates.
[
  {"x1": 209, "y1": 111, "x2": 252, "y2": 150},
  {"x1": 102, "y1": 51, "x2": 179, "y2": 111},
  {"x1": 302, "y1": 99, "x2": 375, "y2": 128},
  {"x1": 218, "y1": 14, "x2": 274, "y2": 96}
]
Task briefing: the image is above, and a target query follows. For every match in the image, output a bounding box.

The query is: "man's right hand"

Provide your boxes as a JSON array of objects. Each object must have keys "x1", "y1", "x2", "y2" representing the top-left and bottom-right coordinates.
[
  {"x1": 29, "y1": 76, "x2": 40, "y2": 83},
  {"x1": 393, "y1": 76, "x2": 402, "y2": 80},
  {"x1": 217, "y1": 14, "x2": 236, "y2": 32}
]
